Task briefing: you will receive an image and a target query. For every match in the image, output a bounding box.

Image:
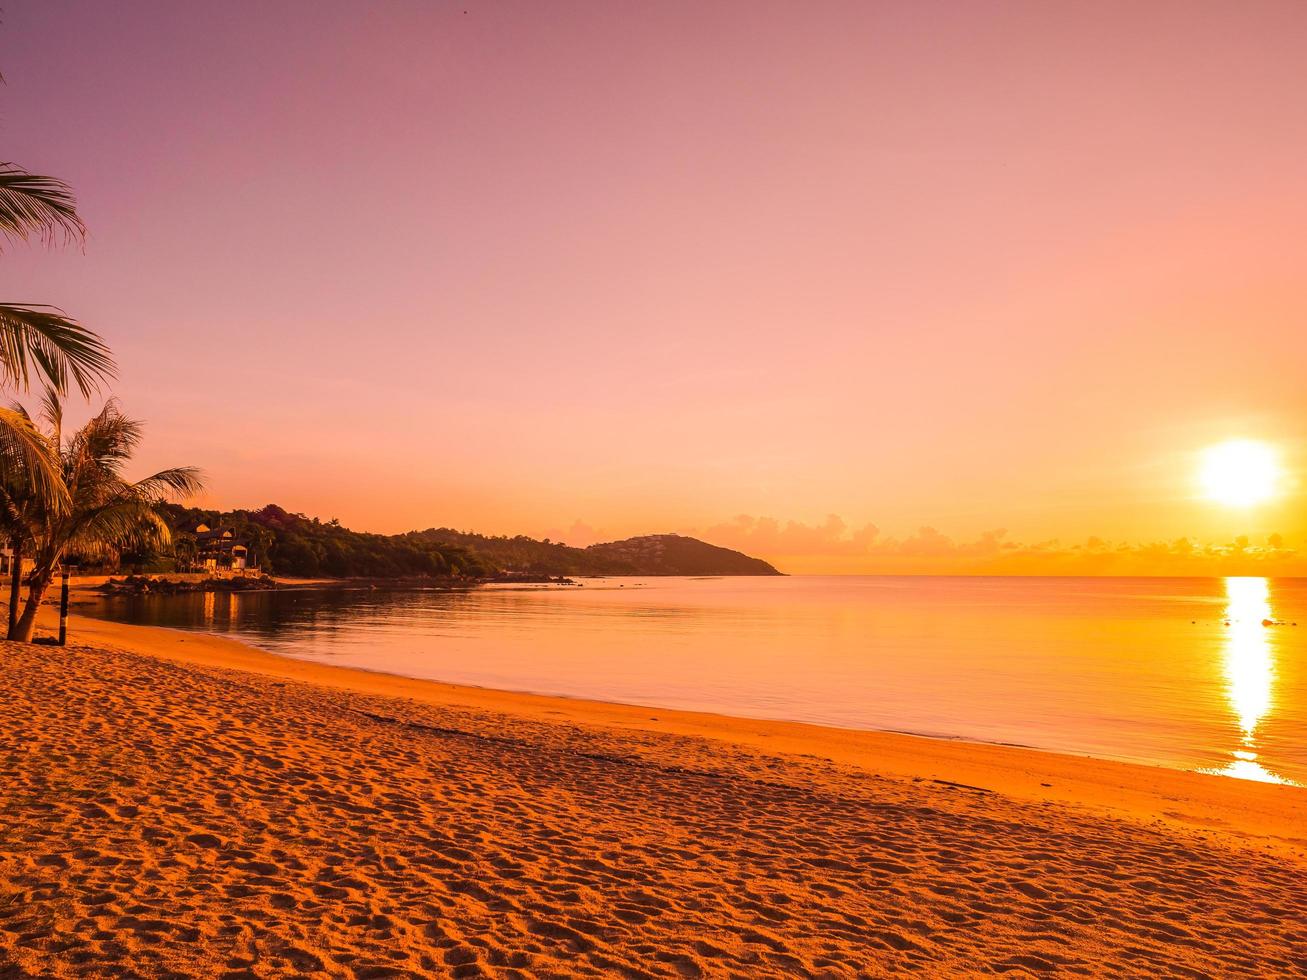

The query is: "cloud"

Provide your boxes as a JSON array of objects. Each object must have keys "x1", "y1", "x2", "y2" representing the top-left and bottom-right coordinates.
[
  {"x1": 693, "y1": 514, "x2": 1307, "y2": 575},
  {"x1": 889, "y1": 526, "x2": 1010, "y2": 559},
  {"x1": 544, "y1": 520, "x2": 607, "y2": 548},
  {"x1": 699, "y1": 516, "x2": 1013, "y2": 560},
  {"x1": 701, "y1": 514, "x2": 881, "y2": 556}
]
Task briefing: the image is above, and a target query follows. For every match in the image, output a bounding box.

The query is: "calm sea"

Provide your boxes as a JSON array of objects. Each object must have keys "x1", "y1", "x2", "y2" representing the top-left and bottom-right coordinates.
[{"x1": 81, "y1": 575, "x2": 1307, "y2": 786}]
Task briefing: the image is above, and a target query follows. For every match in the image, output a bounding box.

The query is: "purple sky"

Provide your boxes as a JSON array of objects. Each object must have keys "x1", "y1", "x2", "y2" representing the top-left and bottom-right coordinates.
[{"x1": 4, "y1": 1, "x2": 1306, "y2": 570}]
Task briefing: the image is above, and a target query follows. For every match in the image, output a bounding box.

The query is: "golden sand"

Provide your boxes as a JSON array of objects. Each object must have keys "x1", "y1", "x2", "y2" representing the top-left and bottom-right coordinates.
[{"x1": 1, "y1": 615, "x2": 1305, "y2": 977}]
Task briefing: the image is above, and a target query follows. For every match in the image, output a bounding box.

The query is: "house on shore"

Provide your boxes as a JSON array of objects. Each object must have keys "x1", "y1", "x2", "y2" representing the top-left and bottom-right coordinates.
[{"x1": 193, "y1": 524, "x2": 255, "y2": 574}]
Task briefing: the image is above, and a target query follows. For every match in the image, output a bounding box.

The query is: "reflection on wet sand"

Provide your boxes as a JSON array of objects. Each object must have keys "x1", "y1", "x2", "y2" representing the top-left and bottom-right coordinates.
[{"x1": 1203, "y1": 577, "x2": 1297, "y2": 785}]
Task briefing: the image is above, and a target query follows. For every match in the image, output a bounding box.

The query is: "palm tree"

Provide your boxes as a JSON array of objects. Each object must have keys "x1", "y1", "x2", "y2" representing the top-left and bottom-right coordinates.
[
  {"x1": 0, "y1": 164, "x2": 116, "y2": 618},
  {"x1": 0, "y1": 397, "x2": 65, "y2": 636},
  {"x1": 169, "y1": 528, "x2": 199, "y2": 573},
  {"x1": 0, "y1": 164, "x2": 115, "y2": 396},
  {"x1": 9, "y1": 397, "x2": 202, "y2": 642},
  {"x1": 0, "y1": 64, "x2": 122, "y2": 633}
]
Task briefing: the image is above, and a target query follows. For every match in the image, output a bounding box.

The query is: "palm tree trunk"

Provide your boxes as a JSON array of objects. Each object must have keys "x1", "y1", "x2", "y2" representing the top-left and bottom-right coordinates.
[
  {"x1": 13, "y1": 566, "x2": 54, "y2": 643},
  {"x1": 7, "y1": 537, "x2": 22, "y2": 640}
]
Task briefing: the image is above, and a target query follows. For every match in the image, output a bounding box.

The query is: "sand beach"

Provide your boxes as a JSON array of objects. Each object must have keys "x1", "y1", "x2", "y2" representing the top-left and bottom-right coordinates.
[
  {"x1": 1, "y1": 615, "x2": 1304, "y2": 978},
  {"x1": 4, "y1": 3, "x2": 1307, "y2": 976}
]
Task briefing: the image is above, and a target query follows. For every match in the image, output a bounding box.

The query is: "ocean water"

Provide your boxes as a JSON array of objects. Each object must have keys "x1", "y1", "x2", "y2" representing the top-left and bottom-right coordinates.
[{"x1": 81, "y1": 575, "x2": 1307, "y2": 785}]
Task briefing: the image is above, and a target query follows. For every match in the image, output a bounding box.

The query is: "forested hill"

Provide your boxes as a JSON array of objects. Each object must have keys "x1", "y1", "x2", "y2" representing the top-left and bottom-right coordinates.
[
  {"x1": 159, "y1": 505, "x2": 782, "y2": 578},
  {"x1": 409, "y1": 528, "x2": 782, "y2": 577},
  {"x1": 586, "y1": 534, "x2": 781, "y2": 576}
]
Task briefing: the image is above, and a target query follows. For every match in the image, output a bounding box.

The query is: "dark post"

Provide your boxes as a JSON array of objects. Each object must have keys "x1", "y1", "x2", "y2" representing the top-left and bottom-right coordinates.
[
  {"x1": 58, "y1": 564, "x2": 71, "y2": 646},
  {"x1": 7, "y1": 539, "x2": 21, "y2": 640}
]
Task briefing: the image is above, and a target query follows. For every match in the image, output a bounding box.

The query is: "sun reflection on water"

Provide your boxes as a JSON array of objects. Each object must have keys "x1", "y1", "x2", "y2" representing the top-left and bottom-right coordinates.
[{"x1": 1201, "y1": 577, "x2": 1297, "y2": 785}]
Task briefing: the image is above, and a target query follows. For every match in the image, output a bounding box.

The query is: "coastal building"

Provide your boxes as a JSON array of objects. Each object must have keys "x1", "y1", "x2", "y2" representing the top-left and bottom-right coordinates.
[{"x1": 193, "y1": 524, "x2": 254, "y2": 574}]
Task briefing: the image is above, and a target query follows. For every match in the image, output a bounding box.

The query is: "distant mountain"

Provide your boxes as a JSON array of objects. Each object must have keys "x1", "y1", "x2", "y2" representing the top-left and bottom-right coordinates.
[
  {"x1": 405, "y1": 528, "x2": 782, "y2": 577},
  {"x1": 157, "y1": 504, "x2": 782, "y2": 578},
  {"x1": 585, "y1": 534, "x2": 782, "y2": 576}
]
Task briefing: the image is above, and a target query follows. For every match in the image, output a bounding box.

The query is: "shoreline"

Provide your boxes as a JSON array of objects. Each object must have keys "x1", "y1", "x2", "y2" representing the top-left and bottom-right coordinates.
[
  {"x1": 65, "y1": 581, "x2": 1303, "y2": 791},
  {"x1": 60, "y1": 611, "x2": 1307, "y2": 858},
  {"x1": 64, "y1": 604, "x2": 1290, "y2": 782}
]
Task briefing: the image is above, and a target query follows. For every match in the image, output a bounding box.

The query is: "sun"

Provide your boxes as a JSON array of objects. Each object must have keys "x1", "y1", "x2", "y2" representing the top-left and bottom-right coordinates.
[{"x1": 1199, "y1": 440, "x2": 1280, "y2": 507}]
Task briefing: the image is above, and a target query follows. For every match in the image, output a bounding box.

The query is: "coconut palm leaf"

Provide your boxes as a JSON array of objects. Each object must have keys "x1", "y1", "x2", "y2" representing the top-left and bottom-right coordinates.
[
  {"x1": 64, "y1": 501, "x2": 174, "y2": 559},
  {"x1": 38, "y1": 386, "x2": 63, "y2": 444},
  {"x1": 0, "y1": 163, "x2": 86, "y2": 247},
  {"x1": 130, "y1": 467, "x2": 205, "y2": 501},
  {"x1": 0, "y1": 404, "x2": 65, "y2": 511},
  {"x1": 0, "y1": 303, "x2": 115, "y2": 397}
]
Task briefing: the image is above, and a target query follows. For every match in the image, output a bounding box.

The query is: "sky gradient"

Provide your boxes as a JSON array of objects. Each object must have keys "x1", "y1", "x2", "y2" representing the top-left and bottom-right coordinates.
[{"x1": 4, "y1": 1, "x2": 1305, "y2": 573}]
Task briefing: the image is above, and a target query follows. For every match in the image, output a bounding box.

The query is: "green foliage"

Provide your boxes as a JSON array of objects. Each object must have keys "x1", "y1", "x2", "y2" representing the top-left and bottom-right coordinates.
[
  {"x1": 403, "y1": 527, "x2": 610, "y2": 576},
  {"x1": 160, "y1": 504, "x2": 490, "y2": 579},
  {"x1": 400, "y1": 528, "x2": 781, "y2": 576},
  {"x1": 155, "y1": 507, "x2": 782, "y2": 580}
]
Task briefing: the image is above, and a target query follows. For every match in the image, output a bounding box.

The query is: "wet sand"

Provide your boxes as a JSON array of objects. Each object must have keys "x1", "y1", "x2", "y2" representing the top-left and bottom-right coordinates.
[{"x1": 2, "y1": 616, "x2": 1305, "y2": 977}]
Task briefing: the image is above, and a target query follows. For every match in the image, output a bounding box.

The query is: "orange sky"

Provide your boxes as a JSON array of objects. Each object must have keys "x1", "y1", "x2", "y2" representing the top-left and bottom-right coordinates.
[{"x1": 4, "y1": 1, "x2": 1305, "y2": 573}]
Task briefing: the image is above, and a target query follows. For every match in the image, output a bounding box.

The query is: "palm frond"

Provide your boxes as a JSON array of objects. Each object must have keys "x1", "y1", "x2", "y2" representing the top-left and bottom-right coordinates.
[
  {"x1": 0, "y1": 303, "x2": 115, "y2": 397},
  {"x1": 67, "y1": 400, "x2": 143, "y2": 478},
  {"x1": 0, "y1": 405, "x2": 65, "y2": 514},
  {"x1": 0, "y1": 163, "x2": 85, "y2": 247},
  {"x1": 64, "y1": 500, "x2": 174, "y2": 559},
  {"x1": 131, "y1": 467, "x2": 205, "y2": 502},
  {"x1": 38, "y1": 386, "x2": 62, "y2": 446}
]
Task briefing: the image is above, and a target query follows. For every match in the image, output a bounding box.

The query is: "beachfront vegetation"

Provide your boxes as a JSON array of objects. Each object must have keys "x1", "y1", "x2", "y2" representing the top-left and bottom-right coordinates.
[
  {"x1": 158, "y1": 504, "x2": 493, "y2": 579},
  {"x1": 407, "y1": 528, "x2": 781, "y2": 576},
  {"x1": 145, "y1": 506, "x2": 780, "y2": 579},
  {"x1": 5, "y1": 396, "x2": 202, "y2": 641}
]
